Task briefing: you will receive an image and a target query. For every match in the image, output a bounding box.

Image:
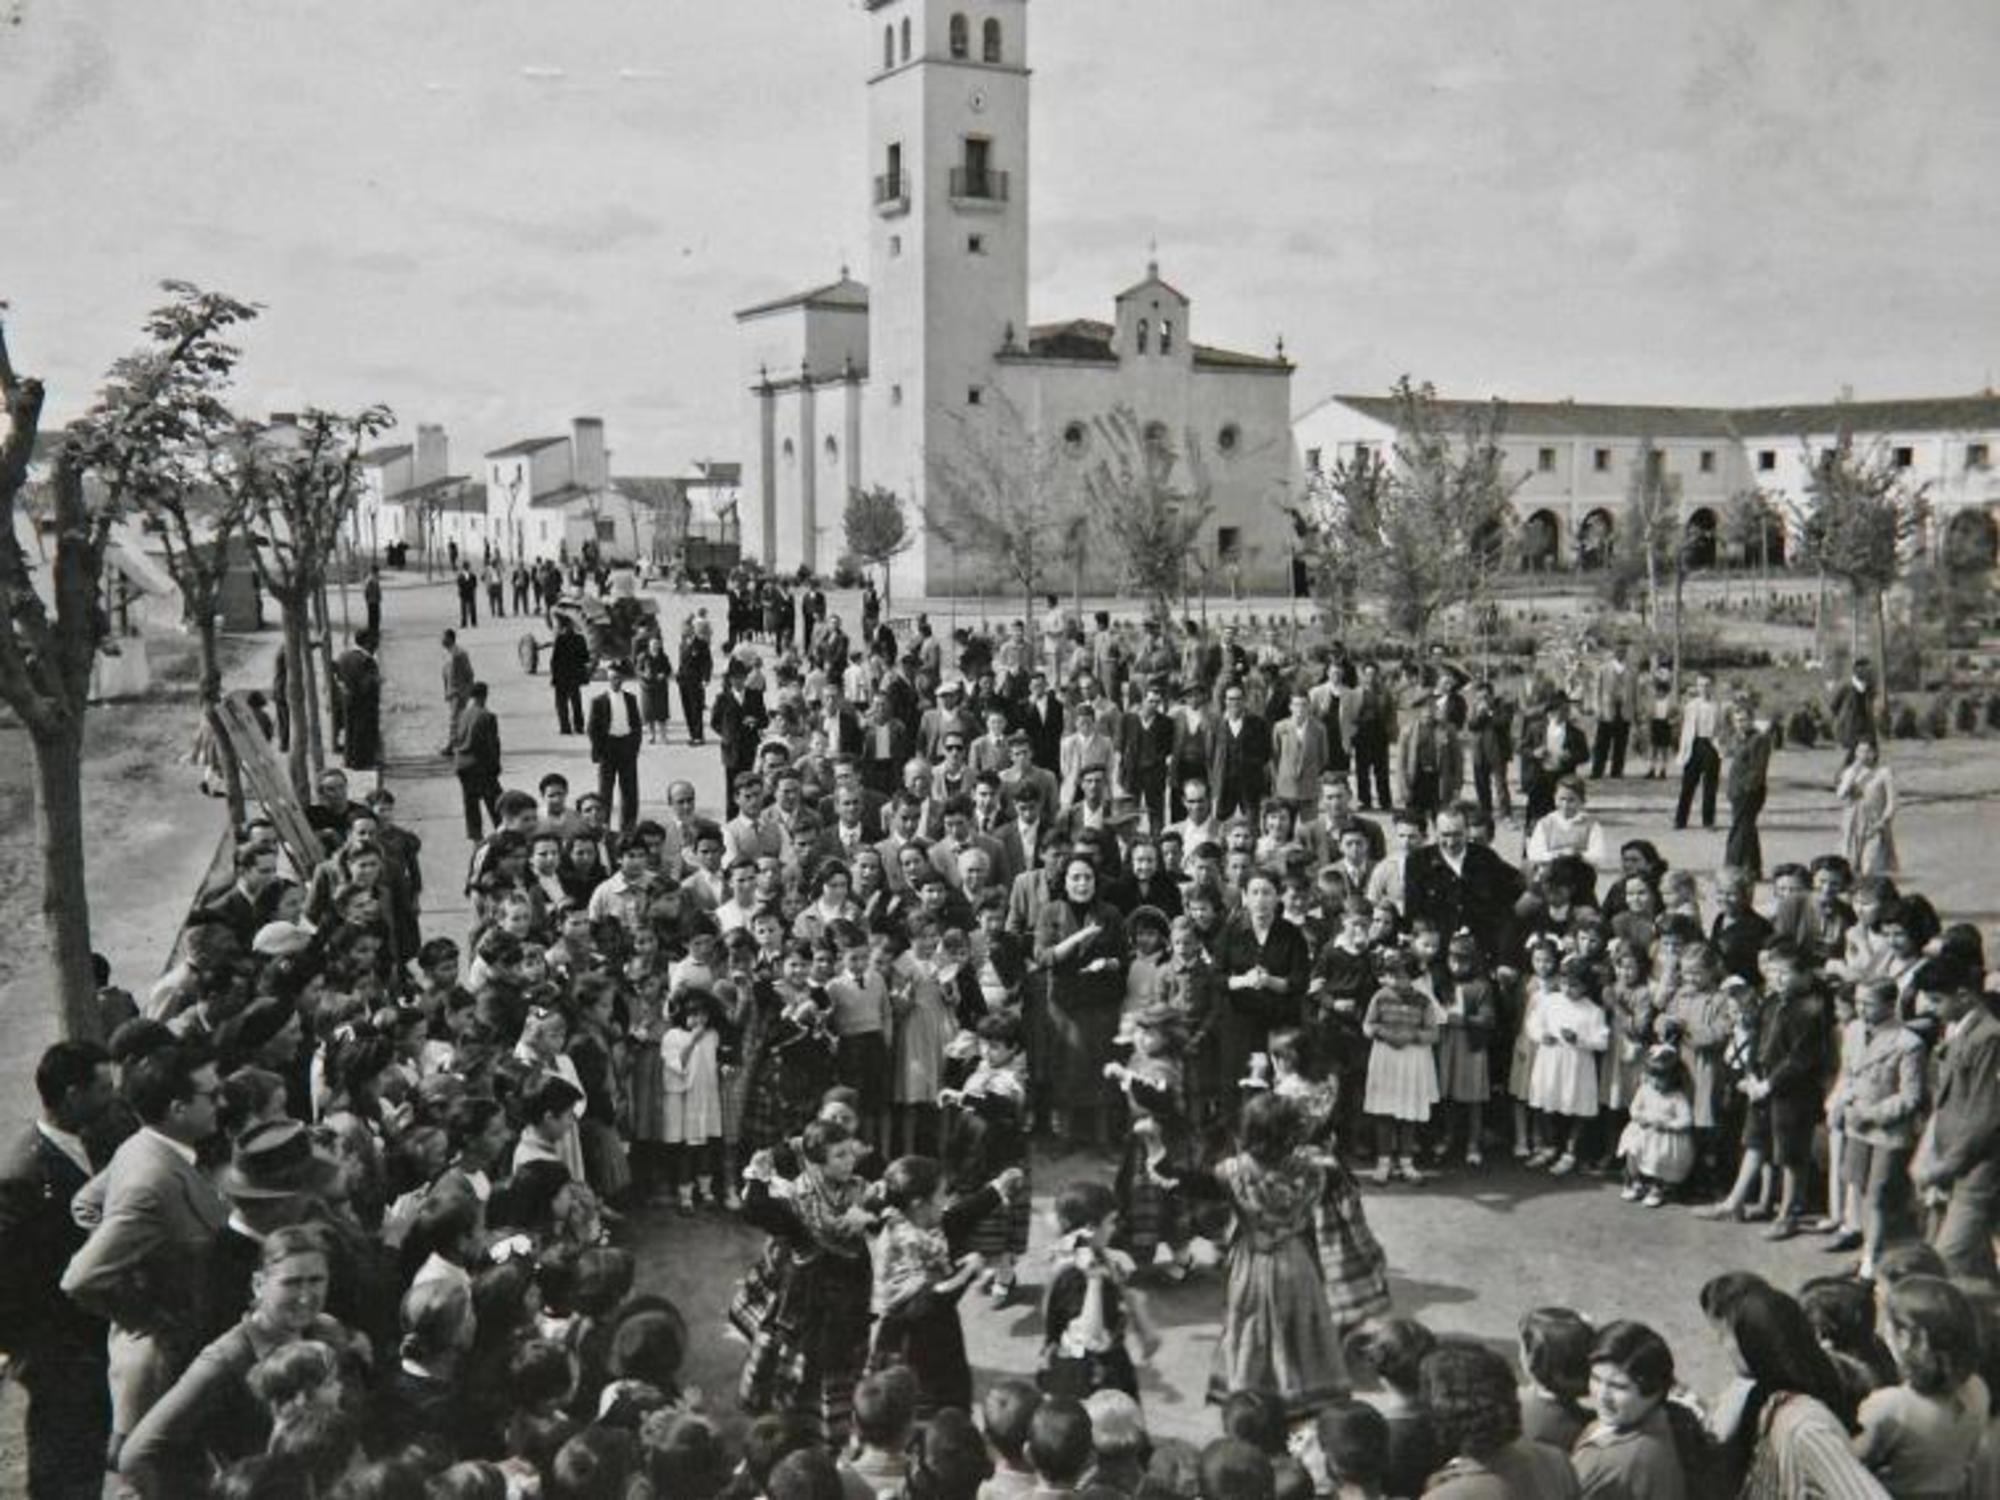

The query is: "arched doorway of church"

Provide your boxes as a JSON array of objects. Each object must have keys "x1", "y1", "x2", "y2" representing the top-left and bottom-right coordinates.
[
  {"x1": 1577, "y1": 508, "x2": 1615, "y2": 571},
  {"x1": 1519, "y1": 510, "x2": 1561, "y2": 572},
  {"x1": 1683, "y1": 508, "x2": 1718, "y2": 569}
]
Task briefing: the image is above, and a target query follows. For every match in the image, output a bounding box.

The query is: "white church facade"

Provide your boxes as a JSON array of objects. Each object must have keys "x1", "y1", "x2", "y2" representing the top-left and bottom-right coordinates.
[{"x1": 737, "y1": 0, "x2": 1299, "y2": 601}]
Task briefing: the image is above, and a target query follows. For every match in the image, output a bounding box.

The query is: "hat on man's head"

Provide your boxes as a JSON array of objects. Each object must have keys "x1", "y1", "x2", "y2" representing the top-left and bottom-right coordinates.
[
  {"x1": 220, "y1": 1119, "x2": 342, "y2": 1201},
  {"x1": 252, "y1": 921, "x2": 315, "y2": 958}
]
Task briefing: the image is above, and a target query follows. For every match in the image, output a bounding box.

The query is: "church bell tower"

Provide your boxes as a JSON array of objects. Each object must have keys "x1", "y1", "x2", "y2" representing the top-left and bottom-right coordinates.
[{"x1": 862, "y1": 0, "x2": 1031, "y2": 599}]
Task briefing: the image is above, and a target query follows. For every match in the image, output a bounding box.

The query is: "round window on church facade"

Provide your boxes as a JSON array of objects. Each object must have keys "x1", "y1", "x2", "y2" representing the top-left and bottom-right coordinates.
[
  {"x1": 1062, "y1": 420, "x2": 1088, "y2": 454},
  {"x1": 1218, "y1": 422, "x2": 1241, "y2": 455},
  {"x1": 824, "y1": 435, "x2": 839, "y2": 462},
  {"x1": 782, "y1": 438, "x2": 795, "y2": 464}
]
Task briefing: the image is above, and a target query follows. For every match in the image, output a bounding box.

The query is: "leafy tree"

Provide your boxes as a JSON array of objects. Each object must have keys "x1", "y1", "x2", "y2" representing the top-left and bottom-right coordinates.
[
  {"x1": 243, "y1": 405, "x2": 394, "y2": 796},
  {"x1": 1080, "y1": 405, "x2": 1216, "y2": 618},
  {"x1": 843, "y1": 484, "x2": 912, "y2": 609},
  {"x1": 1614, "y1": 439, "x2": 1682, "y2": 633},
  {"x1": 1791, "y1": 432, "x2": 1929, "y2": 702},
  {"x1": 0, "y1": 289, "x2": 257, "y2": 1039},
  {"x1": 1287, "y1": 377, "x2": 1519, "y2": 642},
  {"x1": 922, "y1": 389, "x2": 1085, "y2": 620},
  {"x1": 1720, "y1": 488, "x2": 1778, "y2": 577}
]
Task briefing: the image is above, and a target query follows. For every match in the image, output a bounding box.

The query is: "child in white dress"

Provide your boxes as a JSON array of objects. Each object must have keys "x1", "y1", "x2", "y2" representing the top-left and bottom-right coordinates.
[
  {"x1": 660, "y1": 989, "x2": 725, "y2": 1208},
  {"x1": 1616, "y1": 1040, "x2": 1696, "y2": 1206},
  {"x1": 1526, "y1": 957, "x2": 1608, "y2": 1175}
]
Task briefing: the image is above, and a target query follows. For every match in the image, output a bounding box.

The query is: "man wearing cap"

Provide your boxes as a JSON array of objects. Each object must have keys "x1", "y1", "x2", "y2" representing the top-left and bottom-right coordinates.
[
  {"x1": 0, "y1": 1041, "x2": 116, "y2": 1499},
  {"x1": 589, "y1": 659, "x2": 646, "y2": 832},
  {"x1": 1914, "y1": 961, "x2": 2000, "y2": 1279},
  {"x1": 200, "y1": 1120, "x2": 342, "y2": 1346},
  {"x1": 708, "y1": 660, "x2": 764, "y2": 820}
]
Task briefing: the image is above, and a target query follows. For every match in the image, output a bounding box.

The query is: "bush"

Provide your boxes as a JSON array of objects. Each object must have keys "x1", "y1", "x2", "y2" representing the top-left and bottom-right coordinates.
[
  {"x1": 1892, "y1": 704, "x2": 1923, "y2": 740},
  {"x1": 1955, "y1": 695, "x2": 1982, "y2": 734},
  {"x1": 1923, "y1": 697, "x2": 1954, "y2": 739},
  {"x1": 1987, "y1": 691, "x2": 2000, "y2": 732},
  {"x1": 1786, "y1": 707, "x2": 1820, "y2": 748}
]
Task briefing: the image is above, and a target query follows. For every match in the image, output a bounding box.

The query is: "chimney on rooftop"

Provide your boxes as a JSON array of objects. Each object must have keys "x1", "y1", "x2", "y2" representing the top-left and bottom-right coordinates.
[
  {"x1": 269, "y1": 411, "x2": 298, "y2": 427},
  {"x1": 413, "y1": 424, "x2": 447, "y2": 488},
  {"x1": 573, "y1": 417, "x2": 608, "y2": 491}
]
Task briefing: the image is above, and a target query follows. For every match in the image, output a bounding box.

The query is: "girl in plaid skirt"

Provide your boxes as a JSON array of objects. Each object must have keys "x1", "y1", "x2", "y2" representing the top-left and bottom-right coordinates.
[
  {"x1": 940, "y1": 1013, "x2": 1032, "y2": 1302},
  {"x1": 1103, "y1": 1002, "x2": 1196, "y2": 1281}
]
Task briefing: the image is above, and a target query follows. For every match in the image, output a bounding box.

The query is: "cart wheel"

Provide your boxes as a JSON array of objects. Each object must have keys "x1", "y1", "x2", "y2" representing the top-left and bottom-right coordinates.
[{"x1": 518, "y1": 633, "x2": 541, "y2": 674}]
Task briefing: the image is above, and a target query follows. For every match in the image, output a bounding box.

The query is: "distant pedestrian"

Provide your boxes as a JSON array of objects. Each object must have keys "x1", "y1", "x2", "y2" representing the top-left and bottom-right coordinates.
[
  {"x1": 1673, "y1": 673, "x2": 1721, "y2": 831},
  {"x1": 549, "y1": 615, "x2": 591, "y2": 736},
  {"x1": 484, "y1": 561, "x2": 505, "y2": 619},
  {"x1": 334, "y1": 629, "x2": 383, "y2": 775},
  {"x1": 1829, "y1": 659, "x2": 1877, "y2": 762},
  {"x1": 455, "y1": 564, "x2": 478, "y2": 628},
  {"x1": 589, "y1": 659, "x2": 645, "y2": 832},
  {"x1": 678, "y1": 622, "x2": 712, "y2": 745},
  {"x1": 1723, "y1": 702, "x2": 1773, "y2": 881},
  {"x1": 1588, "y1": 645, "x2": 1639, "y2": 779},
  {"x1": 362, "y1": 566, "x2": 383, "y2": 635},
  {"x1": 452, "y1": 681, "x2": 503, "y2": 840},
  {"x1": 439, "y1": 628, "x2": 474, "y2": 757},
  {"x1": 511, "y1": 563, "x2": 532, "y2": 614}
]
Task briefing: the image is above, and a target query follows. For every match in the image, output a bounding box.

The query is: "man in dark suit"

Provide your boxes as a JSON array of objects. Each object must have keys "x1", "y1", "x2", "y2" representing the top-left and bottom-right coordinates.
[
  {"x1": 452, "y1": 680, "x2": 504, "y2": 841},
  {"x1": 1208, "y1": 680, "x2": 1271, "y2": 824},
  {"x1": 333, "y1": 627, "x2": 382, "y2": 774},
  {"x1": 1019, "y1": 667, "x2": 1064, "y2": 772},
  {"x1": 548, "y1": 614, "x2": 591, "y2": 736},
  {"x1": 0, "y1": 1041, "x2": 116, "y2": 1500},
  {"x1": 1828, "y1": 659, "x2": 1877, "y2": 761},
  {"x1": 199, "y1": 841, "x2": 280, "y2": 949},
  {"x1": 1119, "y1": 682, "x2": 1176, "y2": 832},
  {"x1": 709, "y1": 661, "x2": 765, "y2": 820},
  {"x1": 439, "y1": 627, "x2": 476, "y2": 755},
  {"x1": 1915, "y1": 960, "x2": 2000, "y2": 1279},
  {"x1": 1403, "y1": 804, "x2": 1524, "y2": 965},
  {"x1": 62, "y1": 1042, "x2": 228, "y2": 1465},
  {"x1": 589, "y1": 659, "x2": 645, "y2": 833},
  {"x1": 1347, "y1": 660, "x2": 1397, "y2": 811}
]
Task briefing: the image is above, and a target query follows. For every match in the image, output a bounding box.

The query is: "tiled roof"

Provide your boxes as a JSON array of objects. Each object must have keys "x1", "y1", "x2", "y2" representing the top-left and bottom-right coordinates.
[
  {"x1": 526, "y1": 483, "x2": 596, "y2": 511},
  {"x1": 612, "y1": 476, "x2": 685, "y2": 510},
  {"x1": 392, "y1": 476, "x2": 480, "y2": 512},
  {"x1": 1005, "y1": 319, "x2": 1289, "y2": 372},
  {"x1": 1319, "y1": 394, "x2": 1735, "y2": 440},
  {"x1": 359, "y1": 443, "x2": 412, "y2": 466},
  {"x1": 735, "y1": 276, "x2": 870, "y2": 320},
  {"x1": 484, "y1": 436, "x2": 566, "y2": 459},
  {"x1": 1307, "y1": 391, "x2": 2000, "y2": 441},
  {"x1": 1731, "y1": 394, "x2": 2000, "y2": 437},
  {"x1": 692, "y1": 461, "x2": 742, "y2": 486}
]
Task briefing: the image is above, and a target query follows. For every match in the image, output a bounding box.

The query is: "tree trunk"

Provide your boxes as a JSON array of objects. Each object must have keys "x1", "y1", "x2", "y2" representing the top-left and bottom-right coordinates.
[
  {"x1": 1874, "y1": 588, "x2": 1892, "y2": 719},
  {"x1": 310, "y1": 582, "x2": 335, "y2": 774},
  {"x1": 1671, "y1": 561, "x2": 1686, "y2": 697},
  {"x1": 33, "y1": 718, "x2": 100, "y2": 1042},
  {"x1": 1849, "y1": 583, "x2": 1865, "y2": 663},
  {"x1": 282, "y1": 607, "x2": 312, "y2": 799}
]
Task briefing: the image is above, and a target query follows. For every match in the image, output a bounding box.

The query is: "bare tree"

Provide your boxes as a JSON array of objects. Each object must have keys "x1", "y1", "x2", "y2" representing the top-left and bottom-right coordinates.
[
  {"x1": 921, "y1": 390, "x2": 1085, "y2": 620},
  {"x1": 1287, "y1": 378, "x2": 1519, "y2": 643},
  {"x1": 1081, "y1": 405, "x2": 1216, "y2": 619},
  {"x1": 0, "y1": 288, "x2": 257, "y2": 1038},
  {"x1": 1791, "y1": 432, "x2": 1929, "y2": 707},
  {"x1": 244, "y1": 405, "x2": 394, "y2": 797},
  {"x1": 843, "y1": 484, "x2": 912, "y2": 610}
]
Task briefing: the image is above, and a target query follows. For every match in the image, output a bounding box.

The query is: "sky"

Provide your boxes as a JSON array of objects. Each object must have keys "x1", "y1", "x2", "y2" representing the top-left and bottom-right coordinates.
[{"x1": 6, "y1": 0, "x2": 2000, "y2": 473}]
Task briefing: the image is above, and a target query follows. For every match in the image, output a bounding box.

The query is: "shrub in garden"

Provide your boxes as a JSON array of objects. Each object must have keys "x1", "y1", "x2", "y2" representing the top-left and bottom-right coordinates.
[
  {"x1": 1786, "y1": 707, "x2": 1819, "y2": 748},
  {"x1": 1922, "y1": 697, "x2": 1952, "y2": 739},
  {"x1": 1987, "y1": 691, "x2": 2000, "y2": 731},
  {"x1": 1955, "y1": 695, "x2": 1981, "y2": 734},
  {"x1": 1892, "y1": 704, "x2": 1923, "y2": 740}
]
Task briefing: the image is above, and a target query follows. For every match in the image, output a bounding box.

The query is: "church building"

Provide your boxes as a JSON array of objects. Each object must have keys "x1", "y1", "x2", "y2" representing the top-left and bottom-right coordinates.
[{"x1": 736, "y1": 0, "x2": 1299, "y2": 601}]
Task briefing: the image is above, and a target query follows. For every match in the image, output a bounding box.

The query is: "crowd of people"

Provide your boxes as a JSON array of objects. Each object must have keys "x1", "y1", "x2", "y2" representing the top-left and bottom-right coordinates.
[{"x1": 1, "y1": 585, "x2": 1993, "y2": 1500}]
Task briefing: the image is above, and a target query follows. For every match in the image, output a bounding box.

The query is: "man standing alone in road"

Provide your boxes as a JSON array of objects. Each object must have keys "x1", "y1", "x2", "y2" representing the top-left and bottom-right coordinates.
[
  {"x1": 549, "y1": 614, "x2": 591, "y2": 737},
  {"x1": 452, "y1": 681, "x2": 503, "y2": 840},
  {"x1": 589, "y1": 659, "x2": 645, "y2": 832},
  {"x1": 1589, "y1": 644, "x2": 1639, "y2": 780},
  {"x1": 440, "y1": 628, "x2": 475, "y2": 756}
]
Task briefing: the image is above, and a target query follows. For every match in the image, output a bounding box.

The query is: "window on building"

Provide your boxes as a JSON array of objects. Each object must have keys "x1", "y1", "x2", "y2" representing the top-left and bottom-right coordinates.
[
  {"x1": 967, "y1": 386, "x2": 982, "y2": 406},
  {"x1": 1063, "y1": 421, "x2": 1088, "y2": 454},
  {"x1": 983, "y1": 18, "x2": 1002, "y2": 62},
  {"x1": 967, "y1": 233, "x2": 984, "y2": 254},
  {"x1": 1218, "y1": 423, "x2": 1240, "y2": 454},
  {"x1": 1537, "y1": 446, "x2": 1556, "y2": 473},
  {"x1": 1217, "y1": 526, "x2": 1242, "y2": 562},
  {"x1": 900, "y1": 18, "x2": 911, "y2": 61},
  {"x1": 1143, "y1": 421, "x2": 1169, "y2": 454},
  {"x1": 891, "y1": 384, "x2": 903, "y2": 406},
  {"x1": 1306, "y1": 447, "x2": 1323, "y2": 473},
  {"x1": 1893, "y1": 445, "x2": 1915, "y2": 469},
  {"x1": 960, "y1": 136, "x2": 991, "y2": 196},
  {"x1": 824, "y1": 435, "x2": 839, "y2": 461},
  {"x1": 1758, "y1": 449, "x2": 1777, "y2": 471},
  {"x1": 1136, "y1": 318, "x2": 1149, "y2": 355},
  {"x1": 889, "y1": 234, "x2": 902, "y2": 257},
  {"x1": 1160, "y1": 319, "x2": 1175, "y2": 354},
  {"x1": 1700, "y1": 449, "x2": 1716, "y2": 473},
  {"x1": 1593, "y1": 448, "x2": 1611, "y2": 473},
  {"x1": 886, "y1": 142, "x2": 902, "y2": 197},
  {"x1": 949, "y1": 13, "x2": 968, "y2": 58},
  {"x1": 884, "y1": 25, "x2": 894, "y2": 70},
  {"x1": 782, "y1": 438, "x2": 795, "y2": 464},
  {"x1": 1968, "y1": 442, "x2": 1991, "y2": 470},
  {"x1": 1645, "y1": 449, "x2": 1664, "y2": 478},
  {"x1": 596, "y1": 519, "x2": 617, "y2": 543}
]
